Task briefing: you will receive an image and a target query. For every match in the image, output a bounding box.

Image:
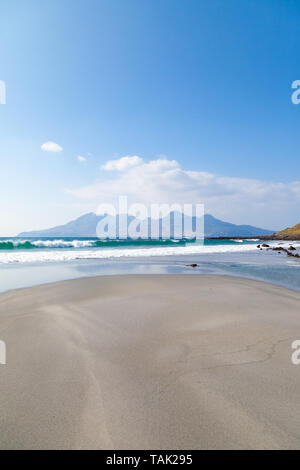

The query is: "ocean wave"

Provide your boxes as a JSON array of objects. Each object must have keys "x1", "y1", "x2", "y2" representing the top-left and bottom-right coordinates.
[
  {"x1": 0, "y1": 244, "x2": 258, "y2": 264},
  {"x1": 0, "y1": 238, "x2": 188, "y2": 250}
]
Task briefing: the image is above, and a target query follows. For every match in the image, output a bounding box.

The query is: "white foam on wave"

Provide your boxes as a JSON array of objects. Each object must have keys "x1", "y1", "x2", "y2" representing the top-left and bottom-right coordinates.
[
  {"x1": 0, "y1": 243, "x2": 258, "y2": 264},
  {"x1": 31, "y1": 239, "x2": 95, "y2": 248},
  {"x1": 0, "y1": 239, "x2": 97, "y2": 248}
]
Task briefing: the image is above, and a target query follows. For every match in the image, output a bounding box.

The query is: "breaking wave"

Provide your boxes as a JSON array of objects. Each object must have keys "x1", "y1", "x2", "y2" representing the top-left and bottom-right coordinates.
[{"x1": 0, "y1": 238, "x2": 188, "y2": 250}]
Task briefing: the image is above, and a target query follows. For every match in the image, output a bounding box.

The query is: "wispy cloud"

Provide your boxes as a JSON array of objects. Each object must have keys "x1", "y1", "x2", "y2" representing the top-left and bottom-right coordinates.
[
  {"x1": 66, "y1": 156, "x2": 300, "y2": 229},
  {"x1": 41, "y1": 141, "x2": 63, "y2": 153},
  {"x1": 77, "y1": 155, "x2": 86, "y2": 162}
]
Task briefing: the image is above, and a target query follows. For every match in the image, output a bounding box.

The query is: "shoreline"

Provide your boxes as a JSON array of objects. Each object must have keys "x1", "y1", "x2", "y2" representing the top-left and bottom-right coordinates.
[
  {"x1": 1, "y1": 244, "x2": 300, "y2": 294},
  {"x1": 0, "y1": 274, "x2": 300, "y2": 449},
  {"x1": 1, "y1": 269, "x2": 300, "y2": 297}
]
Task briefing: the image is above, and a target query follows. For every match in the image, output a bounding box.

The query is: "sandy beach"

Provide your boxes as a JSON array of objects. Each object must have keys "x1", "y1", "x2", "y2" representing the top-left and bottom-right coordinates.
[{"x1": 0, "y1": 274, "x2": 299, "y2": 450}]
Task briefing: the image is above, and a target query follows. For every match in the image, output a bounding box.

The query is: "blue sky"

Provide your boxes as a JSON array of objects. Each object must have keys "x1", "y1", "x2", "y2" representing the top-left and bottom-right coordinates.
[{"x1": 1, "y1": 0, "x2": 300, "y2": 234}]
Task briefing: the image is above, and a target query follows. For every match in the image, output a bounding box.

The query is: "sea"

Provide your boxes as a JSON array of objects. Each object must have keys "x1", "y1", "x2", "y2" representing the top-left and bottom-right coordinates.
[{"x1": 0, "y1": 237, "x2": 300, "y2": 293}]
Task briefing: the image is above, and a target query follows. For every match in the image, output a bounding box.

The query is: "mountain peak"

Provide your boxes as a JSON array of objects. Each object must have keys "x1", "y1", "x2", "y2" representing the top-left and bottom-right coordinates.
[{"x1": 18, "y1": 212, "x2": 274, "y2": 238}]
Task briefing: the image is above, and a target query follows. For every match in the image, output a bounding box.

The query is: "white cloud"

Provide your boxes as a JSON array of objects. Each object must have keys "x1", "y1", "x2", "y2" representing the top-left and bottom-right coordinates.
[
  {"x1": 41, "y1": 141, "x2": 63, "y2": 153},
  {"x1": 66, "y1": 156, "x2": 300, "y2": 229},
  {"x1": 101, "y1": 155, "x2": 143, "y2": 171},
  {"x1": 77, "y1": 155, "x2": 86, "y2": 162}
]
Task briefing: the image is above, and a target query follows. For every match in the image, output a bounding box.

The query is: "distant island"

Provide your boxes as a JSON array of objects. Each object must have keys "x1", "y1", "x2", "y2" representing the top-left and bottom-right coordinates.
[{"x1": 18, "y1": 212, "x2": 274, "y2": 238}]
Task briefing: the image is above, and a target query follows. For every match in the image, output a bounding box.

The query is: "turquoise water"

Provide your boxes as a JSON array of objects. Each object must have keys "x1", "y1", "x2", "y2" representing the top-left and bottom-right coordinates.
[
  {"x1": 0, "y1": 237, "x2": 299, "y2": 292},
  {"x1": 0, "y1": 237, "x2": 256, "y2": 250}
]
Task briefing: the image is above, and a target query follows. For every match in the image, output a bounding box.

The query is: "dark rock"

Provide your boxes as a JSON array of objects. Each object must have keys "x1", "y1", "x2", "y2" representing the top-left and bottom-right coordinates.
[
  {"x1": 289, "y1": 246, "x2": 296, "y2": 251},
  {"x1": 186, "y1": 264, "x2": 198, "y2": 268},
  {"x1": 269, "y1": 245, "x2": 300, "y2": 260},
  {"x1": 262, "y1": 244, "x2": 270, "y2": 248}
]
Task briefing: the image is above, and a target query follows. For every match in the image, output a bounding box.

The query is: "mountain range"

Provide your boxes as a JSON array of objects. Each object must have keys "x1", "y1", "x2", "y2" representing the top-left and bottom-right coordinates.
[{"x1": 18, "y1": 212, "x2": 274, "y2": 238}]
